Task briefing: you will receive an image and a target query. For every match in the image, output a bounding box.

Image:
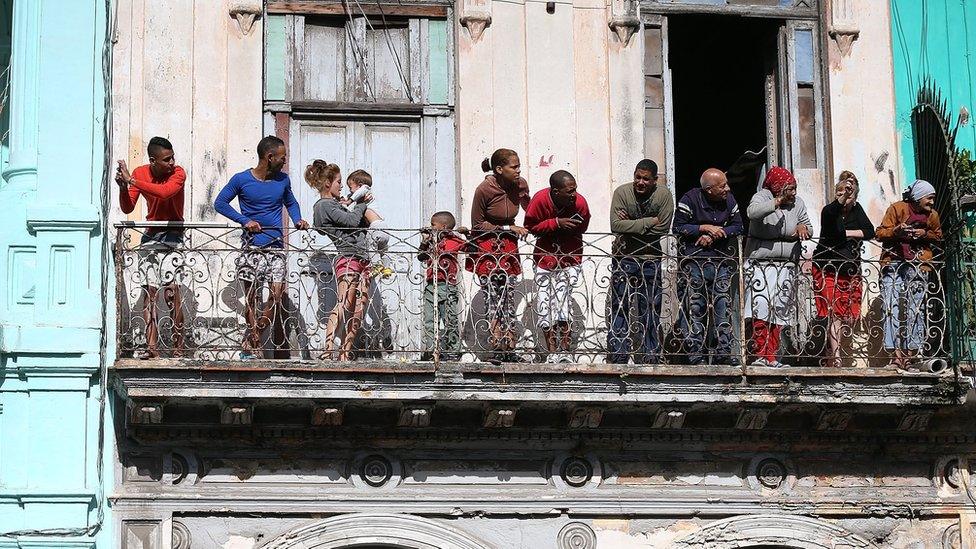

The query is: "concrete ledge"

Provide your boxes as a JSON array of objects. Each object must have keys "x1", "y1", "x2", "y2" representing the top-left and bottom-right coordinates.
[{"x1": 112, "y1": 359, "x2": 971, "y2": 406}]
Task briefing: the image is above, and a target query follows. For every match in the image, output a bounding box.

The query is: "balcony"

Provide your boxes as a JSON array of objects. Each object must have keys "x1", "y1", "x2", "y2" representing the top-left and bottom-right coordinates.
[{"x1": 111, "y1": 222, "x2": 971, "y2": 420}]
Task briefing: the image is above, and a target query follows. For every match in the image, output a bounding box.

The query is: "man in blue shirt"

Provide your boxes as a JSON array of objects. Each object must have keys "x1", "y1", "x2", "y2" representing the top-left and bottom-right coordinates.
[
  {"x1": 672, "y1": 168, "x2": 744, "y2": 366},
  {"x1": 214, "y1": 135, "x2": 308, "y2": 359}
]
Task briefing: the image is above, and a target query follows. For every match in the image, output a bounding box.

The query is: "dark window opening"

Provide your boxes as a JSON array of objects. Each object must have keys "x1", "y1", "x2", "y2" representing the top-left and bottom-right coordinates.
[{"x1": 668, "y1": 14, "x2": 780, "y2": 213}]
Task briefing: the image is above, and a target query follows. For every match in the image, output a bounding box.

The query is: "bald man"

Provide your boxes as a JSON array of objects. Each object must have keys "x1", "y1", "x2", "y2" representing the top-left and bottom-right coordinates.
[{"x1": 672, "y1": 168, "x2": 744, "y2": 366}]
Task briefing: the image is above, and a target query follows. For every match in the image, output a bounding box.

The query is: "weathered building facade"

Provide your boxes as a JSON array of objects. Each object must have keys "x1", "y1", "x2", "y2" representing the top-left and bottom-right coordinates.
[
  {"x1": 107, "y1": 1, "x2": 976, "y2": 549},
  {"x1": 0, "y1": 0, "x2": 112, "y2": 547}
]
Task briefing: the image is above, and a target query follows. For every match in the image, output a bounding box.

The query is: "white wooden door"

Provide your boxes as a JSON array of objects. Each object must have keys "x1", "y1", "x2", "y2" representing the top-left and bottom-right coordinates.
[
  {"x1": 289, "y1": 118, "x2": 423, "y2": 358},
  {"x1": 354, "y1": 121, "x2": 423, "y2": 356}
]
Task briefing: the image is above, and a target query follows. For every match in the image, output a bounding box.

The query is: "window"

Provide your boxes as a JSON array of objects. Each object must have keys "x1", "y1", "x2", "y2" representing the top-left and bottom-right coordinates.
[{"x1": 296, "y1": 16, "x2": 419, "y2": 104}]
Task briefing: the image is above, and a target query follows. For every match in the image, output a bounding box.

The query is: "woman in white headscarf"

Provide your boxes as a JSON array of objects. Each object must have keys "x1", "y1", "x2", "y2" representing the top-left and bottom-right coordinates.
[{"x1": 875, "y1": 180, "x2": 943, "y2": 370}]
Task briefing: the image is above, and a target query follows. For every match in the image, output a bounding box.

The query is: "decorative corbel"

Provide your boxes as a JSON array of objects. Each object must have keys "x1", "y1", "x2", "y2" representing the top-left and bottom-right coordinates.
[
  {"x1": 221, "y1": 402, "x2": 254, "y2": 425},
  {"x1": 229, "y1": 0, "x2": 262, "y2": 37},
  {"x1": 459, "y1": 0, "x2": 492, "y2": 41},
  {"x1": 651, "y1": 409, "x2": 686, "y2": 429},
  {"x1": 129, "y1": 401, "x2": 163, "y2": 424},
  {"x1": 828, "y1": 0, "x2": 859, "y2": 57},
  {"x1": 608, "y1": 0, "x2": 640, "y2": 46},
  {"x1": 312, "y1": 403, "x2": 344, "y2": 426},
  {"x1": 398, "y1": 406, "x2": 432, "y2": 427},
  {"x1": 568, "y1": 407, "x2": 603, "y2": 429},
  {"x1": 484, "y1": 406, "x2": 517, "y2": 428},
  {"x1": 735, "y1": 408, "x2": 770, "y2": 430}
]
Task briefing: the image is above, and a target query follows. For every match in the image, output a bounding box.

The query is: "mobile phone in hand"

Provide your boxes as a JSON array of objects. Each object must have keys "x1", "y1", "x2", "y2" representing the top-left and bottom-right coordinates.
[{"x1": 570, "y1": 212, "x2": 584, "y2": 223}]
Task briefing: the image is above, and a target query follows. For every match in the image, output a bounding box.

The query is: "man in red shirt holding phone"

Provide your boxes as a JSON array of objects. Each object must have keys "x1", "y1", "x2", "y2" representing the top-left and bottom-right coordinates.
[
  {"x1": 524, "y1": 170, "x2": 591, "y2": 363},
  {"x1": 117, "y1": 136, "x2": 187, "y2": 359}
]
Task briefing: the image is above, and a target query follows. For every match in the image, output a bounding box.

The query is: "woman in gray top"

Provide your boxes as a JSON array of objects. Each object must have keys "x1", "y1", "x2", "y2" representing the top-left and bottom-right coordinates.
[
  {"x1": 744, "y1": 167, "x2": 811, "y2": 368},
  {"x1": 305, "y1": 160, "x2": 372, "y2": 361}
]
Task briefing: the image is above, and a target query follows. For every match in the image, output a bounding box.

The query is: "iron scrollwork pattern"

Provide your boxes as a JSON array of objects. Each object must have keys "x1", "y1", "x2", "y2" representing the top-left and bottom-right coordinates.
[{"x1": 114, "y1": 223, "x2": 951, "y2": 369}]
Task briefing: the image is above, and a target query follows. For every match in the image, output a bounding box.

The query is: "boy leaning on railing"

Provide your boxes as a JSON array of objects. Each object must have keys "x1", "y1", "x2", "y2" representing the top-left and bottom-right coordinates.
[{"x1": 417, "y1": 212, "x2": 475, "y2": 361}]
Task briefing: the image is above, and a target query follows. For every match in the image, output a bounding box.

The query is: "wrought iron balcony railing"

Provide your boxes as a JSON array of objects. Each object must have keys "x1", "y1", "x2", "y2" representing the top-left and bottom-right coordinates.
[{"x1": 114, "y1": 222, "x2": 952, "y2": 372}]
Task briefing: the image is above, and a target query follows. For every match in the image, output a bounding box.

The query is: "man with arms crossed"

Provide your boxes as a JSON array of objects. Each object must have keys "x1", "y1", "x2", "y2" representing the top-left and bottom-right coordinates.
[{"x1": 607, "y1": 159, "x2": 674, "y2": 364}]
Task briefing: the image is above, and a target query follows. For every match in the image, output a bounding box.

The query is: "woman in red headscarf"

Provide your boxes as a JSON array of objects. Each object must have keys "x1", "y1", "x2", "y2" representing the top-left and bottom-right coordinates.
[{"x1": 744, "y1": 167, "x2": 812, "y2": 367}]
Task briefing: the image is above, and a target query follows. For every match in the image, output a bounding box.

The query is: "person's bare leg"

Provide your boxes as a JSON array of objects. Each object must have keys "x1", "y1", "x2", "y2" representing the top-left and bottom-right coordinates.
[
  {"x1": 242, "y1": 280, "x2": 261, "y2": 354},
  {"x1": 143, "y1": 286, "x2": 160, "y2": 357},
  {"x1": 262, "y1": 282, "x2": 287, "y2": 352},
  {"x1": 341, "y1": 274, "x2": 369, "y2": 360},
  {"x1": 163, "y1": 283, "x2": 185, "y2": 357},
  {"x1": 824, "y1": 318, "x2": 842, "y2": 367},
  {"x1": 543, "y1": 328, "x2": 557, "y2": 354},
  {"x1": 324, "y1": 277, "x2": 352, "y2": 359},
  {"x1": 559, "y1": 322, "x2": 572, "y2": 353}
]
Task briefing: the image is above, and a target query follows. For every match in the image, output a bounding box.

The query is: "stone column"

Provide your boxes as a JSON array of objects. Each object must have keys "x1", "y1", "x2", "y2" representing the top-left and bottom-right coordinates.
[
  {"x1": 1, "y1": 0, "x2": 40, "y2": 191},
  {"x1": 0, "y1": 0, "x2": 41, "y2": 343}
]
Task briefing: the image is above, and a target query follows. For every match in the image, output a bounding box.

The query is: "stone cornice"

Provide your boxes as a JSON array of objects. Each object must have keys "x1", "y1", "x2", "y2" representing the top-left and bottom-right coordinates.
[
  {"x1": 105, "y1": 492, "x2": 964, "y2": 518},
  {"x1": 124, "y1": 424, "x2": 976, "y2": 446},
  {"x1": 112, "y1": 361, "x2": 971, "y2": 406}
]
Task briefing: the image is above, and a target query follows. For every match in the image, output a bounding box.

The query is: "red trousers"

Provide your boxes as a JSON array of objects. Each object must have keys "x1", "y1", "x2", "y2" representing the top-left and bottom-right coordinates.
[{"x1": 752, "y1": 319, "x2": 782, "y2": 362}]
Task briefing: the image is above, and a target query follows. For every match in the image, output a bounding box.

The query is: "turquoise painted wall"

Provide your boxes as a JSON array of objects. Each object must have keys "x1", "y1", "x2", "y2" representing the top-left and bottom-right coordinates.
[
  {"x1": 891, "y1": 0, "x2": 976, "y2": 182},
  {"x1": 0, "y1": 0, "x2": 111, "y2": 547}
]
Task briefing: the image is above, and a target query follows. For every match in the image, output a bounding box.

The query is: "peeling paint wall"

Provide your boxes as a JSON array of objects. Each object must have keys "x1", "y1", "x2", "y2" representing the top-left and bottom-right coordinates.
[
  {"x1": 455, "y1": 0, "x2": 627, "y2": 233},
  {"x1": 825, "y1": 0, "x2": 902, "y2": 226},
  {"x1": 109, "y1": 0, "x2": 263, "y2": 226}
]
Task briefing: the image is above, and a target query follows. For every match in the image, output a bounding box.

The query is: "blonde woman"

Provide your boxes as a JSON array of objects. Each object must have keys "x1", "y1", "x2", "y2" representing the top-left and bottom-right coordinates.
[{"x1": 305, "y1": 160, "x2": 373, "y2": 361}]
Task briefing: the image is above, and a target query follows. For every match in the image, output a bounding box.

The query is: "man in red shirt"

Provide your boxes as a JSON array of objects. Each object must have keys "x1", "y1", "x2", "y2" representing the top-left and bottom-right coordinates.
[
  {"x1": 117, "y1": 137, "x2": 187, "y2": 359},
  {"x1": 524, "y1": 170, "x2": 591, "y2": 363}
]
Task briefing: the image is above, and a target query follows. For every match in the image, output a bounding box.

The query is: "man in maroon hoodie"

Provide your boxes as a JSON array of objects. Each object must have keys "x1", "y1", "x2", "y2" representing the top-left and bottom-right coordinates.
[{"x1": 524, "y1": 170, "x2": 591, "y2": 363}]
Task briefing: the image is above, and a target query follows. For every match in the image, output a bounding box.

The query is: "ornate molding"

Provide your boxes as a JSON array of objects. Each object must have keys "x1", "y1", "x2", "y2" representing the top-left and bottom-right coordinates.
[
  {"x1": 172, "y1": 520, "x2": 192, "y2": 549},
  {"x1": 829, "y1": 0, "x2": 859, "y2": 57},
  {"x1": 674, "y1": 514, "x2": 878, "y2": 548},
  {"x1": 557, "y1": 522, "x2": 596, "y2": 549},
  {"x1": 609, "y1": 0, "x2": 640, "y2": 46},
  {"x1": 458, "y1": 0, "x2": 491, "y2": 41},
  {"x1": 112, "y1": 365, "x2": 970, "y2": 406},
  {"x1": 259, "y1": 513, "x2": 494, "y2": 549},
  {"x1": 229, "y1": 0, "x2": 261, "y2": 36}
]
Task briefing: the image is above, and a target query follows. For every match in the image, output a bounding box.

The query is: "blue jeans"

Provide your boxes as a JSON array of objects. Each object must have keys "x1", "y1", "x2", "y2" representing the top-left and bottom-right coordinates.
[
  {"x1": 680, "y1": 259, "x2": 735, "y2": 364},
  {"x1": 881, "y1": 262, "x2": 927, "y2": 351},
  {"x1": 607, "y1": 258, "x2": 662, "y2": 364}
]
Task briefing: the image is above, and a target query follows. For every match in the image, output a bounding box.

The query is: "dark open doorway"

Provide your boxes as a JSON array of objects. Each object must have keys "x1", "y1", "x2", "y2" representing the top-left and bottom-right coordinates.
[{"x1": 668, "y1": 14, "x2": 780, "y2": 210}]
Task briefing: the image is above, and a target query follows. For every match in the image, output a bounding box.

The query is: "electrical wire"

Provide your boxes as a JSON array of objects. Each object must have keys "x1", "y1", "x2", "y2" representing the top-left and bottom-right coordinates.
[
  {"x1": 357, "y1": 0, "x2": 413, "y2": 102},
  {"x1": 341, "y1": 0, "x2": 377, "y2": 101}
]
